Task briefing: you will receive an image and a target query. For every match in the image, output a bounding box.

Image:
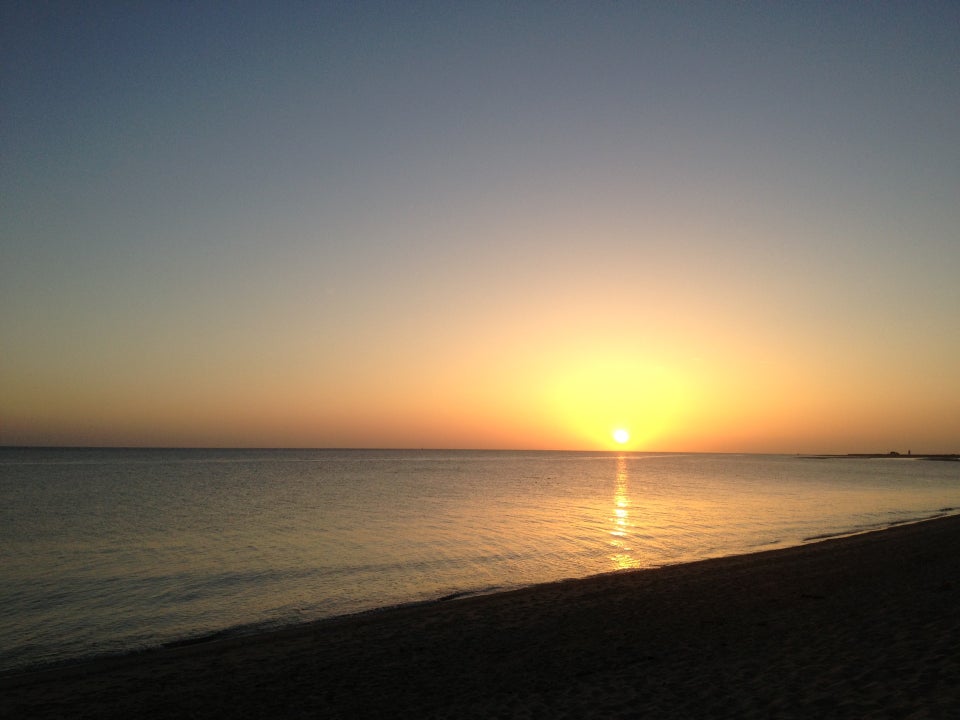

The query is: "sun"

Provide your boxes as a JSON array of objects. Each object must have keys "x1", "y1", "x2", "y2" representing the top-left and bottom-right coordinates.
[{"x1": 613, "y1": 428, "x2": 630, "y2": 444}]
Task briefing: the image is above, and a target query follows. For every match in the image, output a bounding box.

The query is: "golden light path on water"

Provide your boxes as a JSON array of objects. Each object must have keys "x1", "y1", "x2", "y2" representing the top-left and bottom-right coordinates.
[{"x1": 610, "y1": 455, "x2": 640, "y2": 570}]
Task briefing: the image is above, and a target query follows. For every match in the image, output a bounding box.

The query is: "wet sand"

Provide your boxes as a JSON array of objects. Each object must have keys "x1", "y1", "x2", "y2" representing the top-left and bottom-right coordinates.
[{"x1": 4, "y1": 514, "x2": 960, "y2": 719}]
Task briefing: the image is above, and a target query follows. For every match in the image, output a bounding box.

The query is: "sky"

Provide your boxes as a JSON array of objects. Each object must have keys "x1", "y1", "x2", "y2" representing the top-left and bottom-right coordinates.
[{"x1": 2, "y1": 1, "x2": 958, "y2": 452}]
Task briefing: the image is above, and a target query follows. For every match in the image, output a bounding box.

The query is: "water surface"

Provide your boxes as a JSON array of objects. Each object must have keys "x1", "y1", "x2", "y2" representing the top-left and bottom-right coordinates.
[{"x1": 1, "y1": 448, "x2": 956, "y2": 673}]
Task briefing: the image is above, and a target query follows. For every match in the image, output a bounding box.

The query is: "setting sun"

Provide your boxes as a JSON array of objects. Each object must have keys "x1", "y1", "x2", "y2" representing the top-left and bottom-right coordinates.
[{"x1": 613, "y1": 428, "x2": 630, "y2": 444}]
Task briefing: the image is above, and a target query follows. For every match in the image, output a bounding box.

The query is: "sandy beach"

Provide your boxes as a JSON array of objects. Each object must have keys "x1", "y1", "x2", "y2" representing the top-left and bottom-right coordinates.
[{"x1": 4, "y1": 514, "x2": 959, "y2": 719}]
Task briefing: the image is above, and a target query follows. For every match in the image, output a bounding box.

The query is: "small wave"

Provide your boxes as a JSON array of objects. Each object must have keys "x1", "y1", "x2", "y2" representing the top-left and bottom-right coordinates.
[
  {"x1": 436, "y1": 586, "x2": 505, "y2": 602},
  {"x1": 162, "y1": 628, "x2": 237, "y2": 649},
  {"x1": 750, "y1": 538, "x2": 783, "y2": 547},
  {"x1": 802, "y1": 511, "x2": 959, "y2": 543}
]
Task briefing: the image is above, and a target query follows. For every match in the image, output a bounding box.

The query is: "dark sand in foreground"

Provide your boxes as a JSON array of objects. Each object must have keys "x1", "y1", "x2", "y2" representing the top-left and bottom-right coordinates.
[{"x1": 5, "y1": 515, "x2": 960, "y2": 719}]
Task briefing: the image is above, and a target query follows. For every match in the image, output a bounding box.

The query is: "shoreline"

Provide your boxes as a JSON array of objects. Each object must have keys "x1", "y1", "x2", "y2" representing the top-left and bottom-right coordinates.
[
  {"x1": 803, "y1": 453, "x2": 959, "y2": 461},
  {"x1": 6, "y1": 509, "x2": 955, "y2": 679},
  {"x1": 5, "y1": 513, "x2": 960, "y2": 718}
]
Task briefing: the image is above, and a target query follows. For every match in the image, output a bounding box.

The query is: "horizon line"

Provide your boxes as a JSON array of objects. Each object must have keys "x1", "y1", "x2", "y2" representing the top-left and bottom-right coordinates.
[{"x1": 2, "y1": 445, "x2": 957, "y2": 457}]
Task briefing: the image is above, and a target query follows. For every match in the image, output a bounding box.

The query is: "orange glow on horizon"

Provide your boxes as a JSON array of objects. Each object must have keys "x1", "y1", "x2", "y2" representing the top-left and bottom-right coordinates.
[{"x1": 542, "y1": 352, "x2": 689, "y2": 451}]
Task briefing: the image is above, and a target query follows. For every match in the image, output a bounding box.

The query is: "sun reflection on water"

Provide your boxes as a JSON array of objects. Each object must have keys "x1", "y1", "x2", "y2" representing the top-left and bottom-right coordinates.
[{"x1": 610, "y1": 455, "x2": 641, "y2": 570}]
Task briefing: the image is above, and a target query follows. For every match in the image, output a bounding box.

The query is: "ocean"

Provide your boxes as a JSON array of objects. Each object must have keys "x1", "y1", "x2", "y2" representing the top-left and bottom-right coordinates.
[{"x1": 1, "y1": 448, "x2": 956, "y2": 674}]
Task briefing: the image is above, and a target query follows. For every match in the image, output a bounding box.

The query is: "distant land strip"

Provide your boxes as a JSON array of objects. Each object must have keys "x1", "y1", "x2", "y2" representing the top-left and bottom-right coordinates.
[{"x1": 804, "y1": 453, "x2": 959, "y2": 461}]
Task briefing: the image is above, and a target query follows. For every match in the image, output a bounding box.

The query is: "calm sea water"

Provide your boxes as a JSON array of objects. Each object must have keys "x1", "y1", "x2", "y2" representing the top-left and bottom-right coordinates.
[{"x1": 1, "y1": 448, "x2": 957, "y2": 673}]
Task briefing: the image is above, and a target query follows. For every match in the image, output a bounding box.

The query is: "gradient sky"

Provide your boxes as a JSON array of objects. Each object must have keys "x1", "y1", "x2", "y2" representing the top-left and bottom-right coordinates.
[{"x1": 2, "y1": 1, "x2": 958, "y2": 452}]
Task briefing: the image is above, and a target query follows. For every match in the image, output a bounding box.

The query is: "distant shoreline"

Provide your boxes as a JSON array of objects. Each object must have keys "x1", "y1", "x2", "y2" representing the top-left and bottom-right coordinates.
[{"x1": 804, "y1": 453, "x2": 959, "y2": 461}]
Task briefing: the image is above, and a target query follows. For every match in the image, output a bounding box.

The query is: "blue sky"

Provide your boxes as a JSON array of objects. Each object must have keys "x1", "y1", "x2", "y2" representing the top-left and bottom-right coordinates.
[{"x1": 2, "y1": 2, "x2": 958, "y2": 450}]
